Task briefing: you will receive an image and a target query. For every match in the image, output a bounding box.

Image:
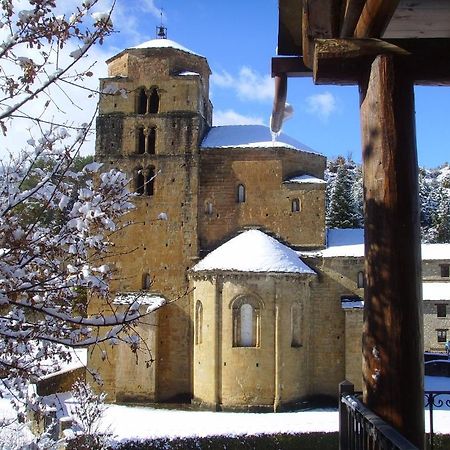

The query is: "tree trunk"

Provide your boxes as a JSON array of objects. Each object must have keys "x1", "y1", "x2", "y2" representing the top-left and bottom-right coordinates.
[{"x1": 359, "y1": 54, "x2": 424, "y2": 448}]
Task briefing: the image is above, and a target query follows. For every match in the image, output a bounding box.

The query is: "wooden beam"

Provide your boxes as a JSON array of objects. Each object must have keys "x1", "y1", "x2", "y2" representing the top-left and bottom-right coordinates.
[
  {"x1": 302, "y1": 0, "x2": 340, "y2": 68},
  {"x1": 360, "y1": 53, "x2": 424, "y2": 448},
  {"x1": 271, "y1": 56, "x2": 312, "y2": 77},
  {"x1": 313, "y1": 38, "x2": 409, "y2": 85},
  {"x1": 340, "y1": 0, "x2": 366, "y2": 37},
  {"x1": 277, "y1": 0, "x2": 303, "y2": 56},
  {"x1": 313, "y1": 38, "x2": 450, "y2": 85},
  {"x1": 354, "y1": 0, "x2": 401, "y2": 38}
]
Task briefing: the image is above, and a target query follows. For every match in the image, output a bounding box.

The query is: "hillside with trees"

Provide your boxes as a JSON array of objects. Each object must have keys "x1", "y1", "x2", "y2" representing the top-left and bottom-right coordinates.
[{"x1": 325, "y1": 156, "x2": 450, "y2": 243}]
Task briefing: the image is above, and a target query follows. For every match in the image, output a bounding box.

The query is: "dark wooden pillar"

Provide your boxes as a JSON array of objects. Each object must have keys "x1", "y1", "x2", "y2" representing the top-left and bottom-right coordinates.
[{"x1": 359, "y1": 54, "x2": 424, "y2": 448}]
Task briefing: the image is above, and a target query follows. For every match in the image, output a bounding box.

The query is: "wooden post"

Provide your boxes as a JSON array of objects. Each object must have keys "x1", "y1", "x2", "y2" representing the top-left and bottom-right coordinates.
[
  {"x1": 359, "y1": 54, "x2": 424, "y2": 448},
  {"x1": 339, "y1": 380, "x2": 354, "y2": 450}
]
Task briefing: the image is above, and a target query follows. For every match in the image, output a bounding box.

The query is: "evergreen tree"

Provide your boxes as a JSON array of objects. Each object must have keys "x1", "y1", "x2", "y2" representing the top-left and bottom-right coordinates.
[{"x1": 326, "y1": 157, "x2": 361, "y2": 228}]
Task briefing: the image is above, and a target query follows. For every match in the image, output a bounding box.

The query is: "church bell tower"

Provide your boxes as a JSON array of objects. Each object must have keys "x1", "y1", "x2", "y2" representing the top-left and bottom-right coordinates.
[{"x1": 94, "y1": 37, "x2": 212, "y2": 401}]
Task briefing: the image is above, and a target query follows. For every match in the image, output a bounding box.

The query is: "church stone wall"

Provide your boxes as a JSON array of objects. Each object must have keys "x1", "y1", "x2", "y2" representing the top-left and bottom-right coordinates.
[
  {"x1": 198, "y1": 149, "x2": 326, "y2": 252},
  {"x1": 302, "y1": 255, "x2": 364, "y2": 397},
  {"x1": 343, "y1": 308, "x2": 363, "y2": 390},
  {"x1": 192, "y1": 273, "x2": 313, "y2": 410}
]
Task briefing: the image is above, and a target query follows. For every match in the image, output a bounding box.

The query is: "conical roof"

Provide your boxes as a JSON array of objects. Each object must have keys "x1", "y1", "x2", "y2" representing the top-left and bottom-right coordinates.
[{"x1": 192, "y1": 230, "x2": 316, "y2": 274}]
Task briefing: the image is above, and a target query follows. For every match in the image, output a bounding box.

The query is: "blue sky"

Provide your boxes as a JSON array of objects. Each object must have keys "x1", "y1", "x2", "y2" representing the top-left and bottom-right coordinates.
[
  {"x1": 103, "y1": 0, "x2": 450, "y2": 169},
  {"x1": 3, "y1": 0, "x2": 450, "y2": 168}
]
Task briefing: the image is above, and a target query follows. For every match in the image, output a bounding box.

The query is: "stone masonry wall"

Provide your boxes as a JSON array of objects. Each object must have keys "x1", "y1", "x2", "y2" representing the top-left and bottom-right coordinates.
[{"x1": 198, "y1": 149, "x2": 326, "y2": 252}]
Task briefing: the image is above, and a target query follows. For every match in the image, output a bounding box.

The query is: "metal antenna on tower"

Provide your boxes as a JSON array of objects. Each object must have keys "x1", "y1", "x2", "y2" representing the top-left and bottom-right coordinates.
[{"x1": 156, "y1": 7, "x2": 167, "y2": 39}]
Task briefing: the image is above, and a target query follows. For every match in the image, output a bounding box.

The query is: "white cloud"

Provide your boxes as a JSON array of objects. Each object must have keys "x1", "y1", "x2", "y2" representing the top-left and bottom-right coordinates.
[
  {"x1": 213, "y1": 110, "x2": 265, "y2": 126},
  {"x1": 211, "y1": 66, "x2": 273, "y2": 102},
  {"x1": 305, "y1": 92, "x2": 337, "y2": 121},
  {"x1": 140, "y1": 0, "x2": 163, "y2": 19}
]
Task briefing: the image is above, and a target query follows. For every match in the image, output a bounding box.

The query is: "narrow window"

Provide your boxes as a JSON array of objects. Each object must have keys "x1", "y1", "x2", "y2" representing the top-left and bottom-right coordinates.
[
  {"x1": 437, "y1": 329, "x2": 448, "y2": 343},
  {"x1": 441, "y1": 264, "x2": 450, "y2": 278},
  {"x1": 232, "y1": 298, "x2": 261, "y2": 348},
  {"x1": 147, "y1": 127, "x2": 156, "y2": 154},
  {"x1": 291, "y1": 198, "x2": 300, "y2": 213},
  {"x1": 291, "y1": 303, "x2": 302, "y2": 347},
  {"x1": 195, "y1": 300, "x2": 203, "y2": 345},
  {"x1": 437, "y1": 304, "x2": 447, "y2": 318},
  {"x1": 137, "y1": 128, "x2": 145, "y2": 154},
  {"x1": 240, "y1": 304, "x2": 254, "y2": 347},
  {"x1": 142, "y1": 272, "x2": 152, "y2": 290},
  {"x1": 146, "y1": 167, "x2": 155, "y2": 196},
  {"x1": 357, "y1": 271, "x2": 365, "y2": 288},
  {"x1": 136, "y1": 169, "x2": 145, "y2": 195},
  {"x1": 137, "y1": 88, "x2": 147, "y2": 114},
  {"x1": 148, "y1": 88, "x2": 160, "y2": 113},
  {"x1": 205, "y1": 201, "x2": 213, "y2": 215},
  {"x1": 237, "y1": 184, "x2": 245, "y2": 203}
]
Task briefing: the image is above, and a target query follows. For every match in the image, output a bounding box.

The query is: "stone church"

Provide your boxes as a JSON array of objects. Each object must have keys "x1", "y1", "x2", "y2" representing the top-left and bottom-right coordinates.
[{"x1": 89, "y1": 37, "x2": 450, "y2": 411}]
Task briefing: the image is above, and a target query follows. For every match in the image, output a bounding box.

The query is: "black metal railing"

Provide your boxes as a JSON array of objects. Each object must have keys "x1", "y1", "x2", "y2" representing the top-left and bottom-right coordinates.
[
  {"x1": 339, "y1": 381, "x2": 419, "y2": 450},
  {"x1": 424, "y1": 390, "x2": 450, "y2": 450}
]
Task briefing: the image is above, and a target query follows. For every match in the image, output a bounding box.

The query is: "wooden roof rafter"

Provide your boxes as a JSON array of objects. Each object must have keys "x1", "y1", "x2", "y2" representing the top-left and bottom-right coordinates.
[{"x1": 274, "y1": 0, "x2": 450, "y2": 86}]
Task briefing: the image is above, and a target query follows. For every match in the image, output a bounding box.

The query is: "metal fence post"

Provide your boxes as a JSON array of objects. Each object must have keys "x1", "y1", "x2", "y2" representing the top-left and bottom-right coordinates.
[{"x1": 340, "y1": 380, "x2": 354, "y2": 450}]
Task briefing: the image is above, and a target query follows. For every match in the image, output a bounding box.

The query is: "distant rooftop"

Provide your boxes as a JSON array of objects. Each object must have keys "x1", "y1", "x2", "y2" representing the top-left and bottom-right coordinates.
[
  {"x1": 192, "y1": 229, "x2": 316, "y2": 274},
  {"x1": 201, "y1": 125, "x2": 319, "y2": 154},
  {"x1": 423, "y1": 282, "x2": 450, "y2": 301},
  {"x1": 299, "y1": 228, "x2": 450, "y2": 259}
]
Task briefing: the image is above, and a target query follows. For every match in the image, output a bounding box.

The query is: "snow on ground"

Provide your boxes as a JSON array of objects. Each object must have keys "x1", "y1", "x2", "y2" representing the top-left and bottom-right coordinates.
[
  {"x1": 192, "y1": 229, "x2": 315, "y2": 274},
  {"x1": 99, "y1": 407, "x2": 338, "y2": 442},
  {"x1": 2, "y1": 375, "x2": 450, "y2": 444},
  {"x1": 93, "y1": 375, "x2": 450, "y2": 440}
]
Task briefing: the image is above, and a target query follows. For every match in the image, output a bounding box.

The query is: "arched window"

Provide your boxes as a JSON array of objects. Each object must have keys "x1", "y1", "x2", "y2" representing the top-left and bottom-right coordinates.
[
  {"x1": 147, "y1": 127, "x2": 156, "y2": 154},
  {"x1": 195, "y1": 300, "x2": 203, "y2": 345},
  {"x1": 142, "y1": 272, "x2": 152, "y2": 290},
  {"x1": 292, "y1": 198, "x2": 300, "y2": 213},
  {"x1": 136, "y1": 169, "x2": 145, "y2": 195},
  {"x1": 237, "y1": 184, "x2": 246, "y2": 203},
  {"x1": 232, "y1": 297, "x2": 262, "y2": 347},
  {"x1": 240, "y1": 304, "x2": 254, "y2": 347},
  {"x1": 357, "y1": 270, "x2": 365, "y2": 288},
  {"x1": 137, "y1": 88, "x2": 147, "y2": 114},
  {"x1": 148, "y1": 88, "x2": 160, "y2": 113},
  {"x1": 291, "y1": 303, "x2": 302, "y2": 347},
  {"x1": 137, "y1": 127, "x2": 145, "y2": 154},
  {"x1": 205, "y1": 201, "x2": 213, "y2": 215},
  {"x1": 146, "y1": 167, "x2": 155, "y2": 196}
]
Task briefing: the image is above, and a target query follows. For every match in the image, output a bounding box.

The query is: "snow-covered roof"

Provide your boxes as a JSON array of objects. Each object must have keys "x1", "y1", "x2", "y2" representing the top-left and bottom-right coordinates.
[
  {"x1": 192, "y1": 229, "x2": 316, "y2": 274},
  {"x1": 201, "y1": 125, "x2": 319, "y2": 154},
  {"x1": 422, "y1": 244, "x2": 450, "y2": 261},
  {"x1": 284, "y1": 174, "x2": 326, "y2": 184},
  {"x1": 113, "y1": 292, "x2": 166, "y2": 308},
  {"x1": 423, "y1": 282, "x2": 450, "y2": 301},
  {"x1": 178, "y1": 71, "x2": 200, "y2": 76},
  {"x1": 130, "y1": 38, "x2": 202, "y2": 57},
  {"x1": 300, "y1": 228, "x2": 365, "y2": 258},
  {"x1": 300, "y1": 228, "x2": 450, "y2": 259}
]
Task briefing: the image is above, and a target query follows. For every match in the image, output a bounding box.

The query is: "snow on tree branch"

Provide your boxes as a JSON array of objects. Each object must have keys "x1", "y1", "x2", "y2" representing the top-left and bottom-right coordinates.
[{"x1": 0, "y1": 1, "x2": 166, "y2": 418}]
